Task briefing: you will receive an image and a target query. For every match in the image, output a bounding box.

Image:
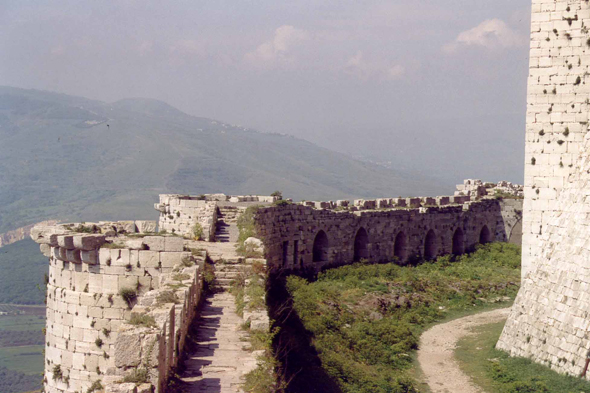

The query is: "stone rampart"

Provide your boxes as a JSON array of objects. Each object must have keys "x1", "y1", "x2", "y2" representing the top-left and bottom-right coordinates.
[
  {"x1": 31, "y1": 220, "x2": 205, "y2": 393},
  {"x1": 254, "y1": 198, "x2": 517, "y2": 273}
]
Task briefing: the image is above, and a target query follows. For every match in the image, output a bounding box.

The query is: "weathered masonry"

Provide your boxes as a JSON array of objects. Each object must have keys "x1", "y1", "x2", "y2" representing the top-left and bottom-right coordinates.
[
  {"x1": 255, "y1": 198, "x2": 521, "y2": 272},
  {"x1": 520, "y1": 0, "x2": 590, "y2": 278},
  {"x1": 31, "y1": 181, "x2": 522, "y2": 392},
  {"x1": 498, "y1": 0, "x2": 590, "y2": 379}
]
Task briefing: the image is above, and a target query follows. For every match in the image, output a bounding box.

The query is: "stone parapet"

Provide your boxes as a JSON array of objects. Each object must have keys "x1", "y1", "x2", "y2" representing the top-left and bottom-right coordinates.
[
  {"x1": 254, "y1": 198, "x2": 520, "y2": 272},
  {"x1": 32, "y1": 221, "x2": 205, "y2": 393}
]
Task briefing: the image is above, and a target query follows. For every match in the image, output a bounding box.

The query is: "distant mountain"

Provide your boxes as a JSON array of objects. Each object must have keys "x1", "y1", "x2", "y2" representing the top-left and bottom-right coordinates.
[{"x1": 0, "y1": 86, "x2": 446, "y2": 233}]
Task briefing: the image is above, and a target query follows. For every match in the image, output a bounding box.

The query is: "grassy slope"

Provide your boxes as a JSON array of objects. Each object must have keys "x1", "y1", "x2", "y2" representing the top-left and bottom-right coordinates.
[
  {"x1": 287, "y1": 243, "x2": 522, "y2": 393},
  {"x1": 0, "y1": 239, "x2": 47, "y2": 305},
  {"x1": 455, "y1": 321, "x2": 590, "y2": 393},
  {"x1": 0, "y1": 86, "x2": 445, "y2": 233}
]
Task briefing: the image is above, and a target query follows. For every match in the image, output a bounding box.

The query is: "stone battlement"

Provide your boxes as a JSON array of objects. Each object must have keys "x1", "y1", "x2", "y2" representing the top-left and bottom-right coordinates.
[
  {"x1": 31, "y1": 181, "x2": 523, "y2": 392},
  {"x1": 31, "y1": 221, "x2": 206, "y2": 393}
]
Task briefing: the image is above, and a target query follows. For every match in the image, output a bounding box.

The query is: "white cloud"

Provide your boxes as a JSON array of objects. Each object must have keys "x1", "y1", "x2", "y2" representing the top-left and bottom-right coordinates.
[
  {"x1": 443, "y1": 19, "x2": 525, "y2": 53},
  {"x1": 344, "y1": 51, "x2": 405, "y2": 81},
  {"x1": 244, "y1": 25, "x2": 310, "y2": 69}
]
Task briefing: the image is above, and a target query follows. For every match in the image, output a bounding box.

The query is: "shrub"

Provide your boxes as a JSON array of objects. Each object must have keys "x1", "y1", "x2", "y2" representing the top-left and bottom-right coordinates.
[
  {"x1": 270, "y1": 190, "x2": 283, "y2": 198},
  {"x1": 129, "y1": 313, "x2": 157, "y2": 328},
  {"x1": 237, "y1": 206, "x2": 260, "y2": 245},
  {"x1": 181, "y1": 256, "x2": 194, "y2": 267},
  {"x1": 95, "y1": 338, "x2": 103, "y2": 348},
  {"x1": 52, "y1": 365, "x2": 63, "y2": 381},
  {"x1": 86, "y1": 380, "x2": 103, "y2": 393},
  {"x1": 173, "y1": 273, "x2": 191, "y2": 281},
  {"x1": 119, "y1": 288, "x2": 137, "y2": 308},
  {"x1": 273, "y1": 199, "x2": 292, "y2": 207},
  {"x1": 122, "y1": 368, "x2": 149, "y2": 384},
  {"x1": 156, "y1": 290, "x2": 180, "y2": 305},
  {"x1": 192, "y1": 222, "x2": 204, "y2": 240}
]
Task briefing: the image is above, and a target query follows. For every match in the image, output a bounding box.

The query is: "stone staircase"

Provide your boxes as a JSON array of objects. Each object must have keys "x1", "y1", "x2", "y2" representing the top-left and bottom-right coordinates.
[
  {"x1": 215, "y1": 206, "x2": 241, "y2": 243},
  {"x1": 212, "y1": 259, "x2": 248, "y2": 291}
]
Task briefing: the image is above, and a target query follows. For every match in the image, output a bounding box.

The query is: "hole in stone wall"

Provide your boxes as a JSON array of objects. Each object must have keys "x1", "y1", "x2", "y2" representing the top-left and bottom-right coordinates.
[
  {"x1": 452, "y1": 228, "x2": 465, "y2": 255},
  {"x1": 393, "y1": 231, "x2": 407, "y2": 262},
  {"x1": 424, "y1": 229, "x2": 438, "y2": 260},
  {"x1": 312, "y1": 231, "x2": 329, "y2": 262},
  {"x1": 353, "y1": 227, "x2": 369, "y2": 261}
]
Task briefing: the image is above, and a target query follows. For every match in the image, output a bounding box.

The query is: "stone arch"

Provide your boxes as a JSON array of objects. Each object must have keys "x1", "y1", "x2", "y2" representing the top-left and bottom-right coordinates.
[
  {"x1": 452, "y1": 228, "x2": 465, "y2": 255},
  {"x1": 479, "y1": 225, "x2": 492, "y2": 244},
  {"x1": 353, "y1": 227, "x2": 369, "y2": 261},
  {"x1": 393, "y1": 231, "x2": 407, "y2": 262},
  {"x1": 312, "y1": 230, "x2": 329, "y2": 262},
  {"x1": 424, "y1": 229, "x2": 437, "y2": 260}
]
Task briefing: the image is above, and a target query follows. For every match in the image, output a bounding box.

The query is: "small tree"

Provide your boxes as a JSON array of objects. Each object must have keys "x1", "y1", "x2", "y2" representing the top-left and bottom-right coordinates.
[
  {"x1": 270, "y1": 190, "x2": 283, "y2": 199},
  {"x1": 192, "y1": 222, "x2": 204, "y2": 240}
]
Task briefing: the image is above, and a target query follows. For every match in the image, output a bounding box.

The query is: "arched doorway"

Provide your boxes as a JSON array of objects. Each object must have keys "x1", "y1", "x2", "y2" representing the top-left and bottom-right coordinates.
[
  {"x1": 393, "y1": 231, "x2": 407, "y2": 262},
  {"x1": 479, "y1": 225, "x2": 492, "y2": 244},
  {"x1": 353, "y1": 227, "x2": 369, "y2": 261},
  {"x1": 313, "y1": 230, "x2": 329, "y2": 262},
  {"x1": 424, "y1": 229, "x2": 437, "y2": 260},
  {"x1": 452, "y1": 228, "x2": 465, "y2": 255}
]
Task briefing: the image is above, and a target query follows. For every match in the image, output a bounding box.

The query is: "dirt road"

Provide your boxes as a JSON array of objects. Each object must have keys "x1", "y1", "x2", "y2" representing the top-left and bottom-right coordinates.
[{"x1": 417, "y1": 307, "x2": 510, "y2": 393}]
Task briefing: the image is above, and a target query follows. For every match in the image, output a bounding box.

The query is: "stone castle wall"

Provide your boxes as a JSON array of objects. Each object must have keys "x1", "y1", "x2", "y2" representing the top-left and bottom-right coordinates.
[
  {"x1": 31, "y1": 221, "x2": 205, "y2": 393},
  {"x1": 498, "y1": 0, "x2": 590, "y2": 377},
  {"x1": 254, "y1": 198, "x2": 520, "y2": 273},
  {"x1": 31, "y1": 184, "x2": 522, "y2": 392},
  {"x1": 521, "y1": 0, "x2": 590, "y2": 278}
]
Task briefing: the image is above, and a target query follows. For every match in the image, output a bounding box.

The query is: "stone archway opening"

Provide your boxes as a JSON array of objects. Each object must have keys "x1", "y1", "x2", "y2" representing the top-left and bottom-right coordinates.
[
  {"x1": 353, "y1": 227, "x2": 369, "y2": 261},
  {"x1": 479, "y1": 225, "x2": 492, "y2": 244},
  {"x1": 452, "y1": 228, "x2": 465, "y2": 255},
  {"x1": 394, "y1": 231, "x2": 407, "y2": 262},
  {"x1": 312, "y1": 230, "x2": 329, "y2": 262},
  {"x1": 424, "y1": 229, "x2": 437, "y2": 261}
]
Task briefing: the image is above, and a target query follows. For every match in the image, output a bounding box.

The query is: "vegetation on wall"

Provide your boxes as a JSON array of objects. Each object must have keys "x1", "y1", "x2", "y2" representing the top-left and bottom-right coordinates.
[
  {"x1": 236, "y1": 206, "x2": 262, "y2": 257},
  {"x1": 286, "y1": 243, "x2": 521, "y2": 393}
]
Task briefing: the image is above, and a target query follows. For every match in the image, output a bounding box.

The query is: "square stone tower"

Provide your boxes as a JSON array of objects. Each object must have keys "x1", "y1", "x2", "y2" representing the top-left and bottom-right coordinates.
[
  {"x1": 521, "y1": 0, "x2": 590, "y2": 278},
  {"x1": 497, "y1": 0, "x2": 590, "y2": 376}
]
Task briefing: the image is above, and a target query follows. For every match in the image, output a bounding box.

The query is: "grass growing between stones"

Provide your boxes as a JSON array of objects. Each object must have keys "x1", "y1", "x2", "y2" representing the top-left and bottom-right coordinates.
[
  {"x1": 455, "y1": 321, "x2": 590, "y2": 393},
  {"x1": 287, "y1": 243, "x2": 521, "y2": 393}
]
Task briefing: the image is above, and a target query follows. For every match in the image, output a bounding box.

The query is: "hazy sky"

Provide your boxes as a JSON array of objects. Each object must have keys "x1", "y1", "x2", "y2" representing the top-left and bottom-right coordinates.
[{"x1": 1, "y1": 0, "x2": 531, "y2": 184}]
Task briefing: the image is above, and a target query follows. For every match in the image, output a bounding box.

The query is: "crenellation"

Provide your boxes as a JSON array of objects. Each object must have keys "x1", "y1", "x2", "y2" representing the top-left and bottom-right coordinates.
[{"x1": 33, "y1": 182, "x2": 522, "y2": 392}]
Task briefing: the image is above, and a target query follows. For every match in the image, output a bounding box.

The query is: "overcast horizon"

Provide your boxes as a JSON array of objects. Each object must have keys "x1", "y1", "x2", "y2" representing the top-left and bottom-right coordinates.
[{"x1": 1, "y1": 0, "x2": 531, "y2": 185}]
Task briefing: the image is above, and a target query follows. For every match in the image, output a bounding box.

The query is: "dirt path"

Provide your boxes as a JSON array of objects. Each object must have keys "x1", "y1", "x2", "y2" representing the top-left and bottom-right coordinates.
[{"x1": 417, "y1": 307, "x2": 510, "y2": 393}]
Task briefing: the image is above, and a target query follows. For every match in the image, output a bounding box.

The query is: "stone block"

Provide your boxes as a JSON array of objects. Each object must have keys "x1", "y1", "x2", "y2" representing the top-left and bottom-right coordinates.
[
  {"x1": 57, "y1": 235, "x2": 75, "y2": 249},
  {"x1": 81, "y1": 250, "x2": 98, "y2": 264},
  {"x1": 139, "y1": 251, "x2": 160, "y2": 268},
  {"x1": 165, "y1": 236, "x2": 184, "y2": 251},
  {"x1": 73, "y1": 235, "x2": 106, "y2": 250},
  {"x1": 143, "y1": 236, "x2": 165, "y2": 251},
  {"x1": 160, "y1": 252, "x2": 190, "y2": 268},
  {"x1": 66, "y1": 248, "x2": 82, "y2": 263},
  {"x1": 114, "y1": 332, "x2": 142, "y2": 367}
]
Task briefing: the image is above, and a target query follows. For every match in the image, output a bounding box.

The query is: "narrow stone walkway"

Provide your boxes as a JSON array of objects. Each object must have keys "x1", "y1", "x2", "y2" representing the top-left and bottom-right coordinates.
[
  {"x1": 179, "y1": 291, "x2": 259, "y2": 393},
  {"x1": 417, "y1": 307, "x2": 510, "y2": 393}
]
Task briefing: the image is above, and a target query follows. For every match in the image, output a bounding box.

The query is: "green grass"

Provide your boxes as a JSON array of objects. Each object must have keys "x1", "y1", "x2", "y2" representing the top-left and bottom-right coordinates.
[
  {"x1": 287, "y1": 243, "x2": 521, "y2": 393},
  {"x1": 0, "y1": 345, "x2": 44, "y2": 375},
  {"x1": 455, "y1": 321, "x2": 590, "y2": 393}
]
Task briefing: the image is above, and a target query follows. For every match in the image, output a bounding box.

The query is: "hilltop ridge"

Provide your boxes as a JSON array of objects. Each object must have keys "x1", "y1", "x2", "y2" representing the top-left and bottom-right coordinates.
[{"x1": 0, "y1": 86, "x2": 445, "y2": 233}]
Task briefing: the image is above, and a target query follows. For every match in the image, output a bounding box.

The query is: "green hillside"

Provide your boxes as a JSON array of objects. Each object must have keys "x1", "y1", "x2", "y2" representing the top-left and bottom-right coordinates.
[
  {"x1": 0, "y1": 86, "x2": 445, "y2": 233},
  {"x1": 0, "y1": 239, "x2": 47, "y2": 305}
]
